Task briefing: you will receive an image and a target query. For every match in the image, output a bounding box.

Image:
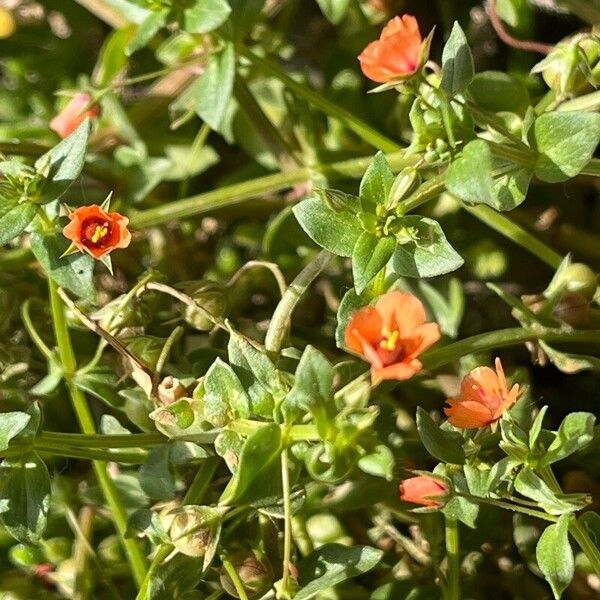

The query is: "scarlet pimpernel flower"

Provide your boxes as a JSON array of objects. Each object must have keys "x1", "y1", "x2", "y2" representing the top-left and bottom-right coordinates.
[
  {"x1": 50, "y1": 93, "x2": 100, "y2": 138},
  {"x1": 400, "y1": 475, "x2": 448, "y2": 508},
  {"x1": 358, "y1": 15, "x2": 430, "y2": 84},
  {"x1": 444, "y1": 358, "x2": 521, "y2": 429},
  {"x1": 63, "y1": 204, "x2": 131, "y2": 260},
  {"x1": 345, "y1": 291, "x2": 441, "y2": 383}
]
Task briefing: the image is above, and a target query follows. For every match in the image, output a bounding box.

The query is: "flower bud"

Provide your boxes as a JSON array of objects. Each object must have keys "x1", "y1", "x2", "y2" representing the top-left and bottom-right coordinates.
[
  {"x1": 0, "y1": 8, "x2": 16, "y2": 39},
  {"x1": 42, "y1": 537, "x2": 72, "y2": 564},
  {"x1": 387, "y1": 167, "x2": 420, "y2": 210},
  {"x1": 399, "y1": 475, "x2": 449, "y2": 508},
  {"x1": 563, "y1": 263, "x2": 598, "y2": 301},
  {"x1": 180, "y1": 280, "x2": 228, "y2": 331},
  {"x1": 220, "y1": 550, "x2": 273, "y2": 599},
  {"x1": 9, "y1": 544, "x2": 44, "y2": 569},
  {"x1": 157, "y1": 376, "x2": 188, "y2": 406}
]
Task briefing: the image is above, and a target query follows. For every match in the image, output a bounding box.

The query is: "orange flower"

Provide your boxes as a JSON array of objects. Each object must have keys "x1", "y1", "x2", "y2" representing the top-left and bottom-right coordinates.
[
  {"x1": 358, "y1": 15, "x2": 426, "y2": 84},
  {"x1": 444, "y1": 358, "x2": 521, "y2": 429},
  {"x1": 345, "y1": 291, "x2": 441, "y2": 383},
  {"x1": 63, "y1": 204, "x2": 131, "y2": 260},
  {"x1": 400, "y1": 475, "x2": 448, "y2": 508},
  {"x1": 50, "y1": 93, "x2": 100, "y2": 139}
]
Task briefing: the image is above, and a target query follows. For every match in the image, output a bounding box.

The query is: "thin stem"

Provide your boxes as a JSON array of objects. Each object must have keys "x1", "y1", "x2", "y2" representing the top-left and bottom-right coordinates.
[
  {"x1": 421, "y1": 327, "x2": 600, "y2": 371},
  {"x1": 279, "y1": 447, "x2": 293, "y2": 599},
  {"x1": 264, "y1": 250, "x2": 333, "y2": 354},
  {"x1": 456, "y1": 493, "x2": 557, "y2": 522},
  {"x1": 444, "y1": 517, "x2": 460, "y2": 600},
  {"x1": 48, "y1": 279, "x2": 148, "y2": 587},
  {"x1": 464, "y1": 205, "x2": 563, "y2": 269},
  {"x1": 222, "y1": 556, "x2": 250, "y2": 600},
  {"x1": 237, "y1": 45, "x2": 402, "y2": 153},
  {"x1": 228, "y1": 261, "x2": 288, "y2": 298},
  {"x1": 21, "y1": 299, "x2": 53, "y2": 360},
  {"x1": 129, "y1": 150, "x2": 411, "y2": 229}
]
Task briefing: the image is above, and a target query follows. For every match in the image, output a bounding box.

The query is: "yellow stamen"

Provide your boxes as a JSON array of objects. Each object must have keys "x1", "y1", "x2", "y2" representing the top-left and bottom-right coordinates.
[
  {"x1": 91, "y1": 224, "x2": 108, "y2": 243},
  {"x1": 380, "y1": 328, "x2": 400, "y2": 351}
]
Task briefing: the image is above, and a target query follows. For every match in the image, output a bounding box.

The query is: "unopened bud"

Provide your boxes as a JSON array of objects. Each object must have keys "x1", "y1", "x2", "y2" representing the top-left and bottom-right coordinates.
[
  {"x1": 169, "y1": 505, "x2": 223, "y2": 558},
  {"x1": 220, "y1": 551, "x2": 273, "y2": 599},
  {"x1": 387, "y1": 167, "x2": 420, "y2": 210},
  {"x1": 563, "y1": 263, "x2": 598, "y2": 301},
  {"x1": 9, "y1": 544, "x2": 44, "y2": 569}
]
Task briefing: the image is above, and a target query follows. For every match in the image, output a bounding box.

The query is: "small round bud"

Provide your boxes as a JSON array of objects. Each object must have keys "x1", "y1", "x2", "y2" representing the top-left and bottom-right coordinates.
[
  {"x1": 9, "y1": 544, "x2": 44, "y2": 569},
  {"x1": 169, "y1": 506, "x2": 222, "y2": 558},
  {"x1": 220, "y1": 551, "x2": 273, "y2": 599},
  {"x1": 42, "y1": 537, "x2": 72, "y2": 564},
  {"x1": 563, "y1": 263, "x2": 598, "y2": 301},
  {"x1": 0, "y1": 8, "x2": 16, "y2": 39}
]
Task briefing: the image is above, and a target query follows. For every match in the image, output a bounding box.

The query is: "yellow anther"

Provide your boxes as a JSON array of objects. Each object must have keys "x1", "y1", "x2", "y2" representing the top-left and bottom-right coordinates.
[
  {"x1": 380, "y1": 328, "x2": 400, "y2": 351},
  {"x1": 91, "y1": 224, "x2": 108, "y2": 243}
]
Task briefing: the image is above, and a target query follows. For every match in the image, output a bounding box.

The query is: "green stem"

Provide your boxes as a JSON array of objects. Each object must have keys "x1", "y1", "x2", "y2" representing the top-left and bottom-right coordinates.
[
  {"x1": 129, "y1": 150, "x2": 411, "y2": 229},
  {"x1": 264, "y1": 250, "x2": 333, "y2": 354},
  {"x1": 457, "y1": 493, "x2": 557, "y2": 522},
  {"x1": 421, "y1": 327, "x2": 600, "y2": 371},
  {"x1": 222, "y1": 556, "x2": 250, "y2": 600},
  {"x1": 279, "y1": 447, "x2": 293, "y2": 599},
  {"x1": 237, "y1": 45, "x2": 401, "y2": 153},
  {"x1": 21, "y1": 299, "x2": 53, "y2": 360},
  {"x1": 48, "y1": 279, "x2": 148, "y2": 587},
  {"x1": 464, "y1": 205, "x2": 563, "y2": 269},
  {"x1": 38, "y1": 432, "x2": 165, "y2": 448},
  {"x1": 539, "y1": 466, "x2": 600, "y2": 577},
  {"x1": 444, "y1": 517, "x2": 460, "y2": 600}
]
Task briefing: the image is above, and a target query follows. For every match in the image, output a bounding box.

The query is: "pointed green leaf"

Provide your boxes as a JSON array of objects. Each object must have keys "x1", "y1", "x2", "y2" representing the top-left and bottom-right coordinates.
[
  {"x1": 536, "y1": 515, "x2": 574, "y2": 599},
  {"x1": 441, "y1": 22, "x2": 474, "y2": 95},
  {"x1": 352, "y1": 233, "x2": 395, "y2": 294}
]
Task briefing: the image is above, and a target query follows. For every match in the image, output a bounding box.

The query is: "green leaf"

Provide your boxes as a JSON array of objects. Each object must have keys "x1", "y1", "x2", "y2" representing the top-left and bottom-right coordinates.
[
  {"x1": 35, "y1": 119, "x2": 91, "y2": 203},
  {"x1": 296, "y1": 544, "x2": 383, "y2": 600},
  {"x1": 357, "y1": 445, "x2": 394, "y2": 481},
  {"x1": 224, "y1": 0, "x2": 265, "y2": 39},
  {"x1": 94, "y1": 25, "x2": 135, "y2": 86},
  {"x1": 441, "y1": 22, "x2": 474, "y2": 95},
  {"x1": 528, "y1": 405, "x2": 548, "y2": 450},
  {"x1": 183, "y1": 0, "x2": 231, "y2": 34},
  {"x1": 287, "y1": 345, "x2": 333, "y2": 413},
  {"x1": 392, "y1": 216, "x2": 463, "y2": 278},
  {"x1": 536, "y1": 515, "x2": 574, "y2": 599},
  {"x1": 352, "y1": 233, "x2": 395, "y2": 294},
  {"x1": 416, "y1": 407, "x2": 465, "y2": 464},
  {"x1": 335, "y1": 286, "x2": 374, "y2": 348},
  {"x1": 219, "y1": 423, "x2": 283, "y2": 506},
  {"x1": 442, "y1": 471, "x2": 479, "y2": 528},
  {"x1": 315, "y1": 0, "x2": 351, "y2": 24},
  {"x1": 139, "y1": 446, "x2": 175, "y2": 501},
  {"x1": 359, "y1": 152, "x2": 395, "y2": 210},
  {"x1": 0, "y1": 199, "x2": 37, "y2": 246},
  {"x1": 0, "y1": 413, "x2": 30, "y2": 451},
  {"x1": 418, "y1": 278, "x2": 464, "y2": 338},
  {"x1": 203, "y1": 358, "x2": 251, "y2": 426},
  {"x1": 73, "y1": 367, "x2": 125, "y2": 408},
  {"x1": 446, "y1": 139, "x2": 531, "y2": 211},
  {"x1": 293, "y1": 197, "x2": 362, "y2": 257},
  {"x1": 533, "y1": 112, "x2": 600, "y2": 183},
  {"x1": 467, "y1": 71, "x2": 530, "y2": 113},
  {"x1": 0, "y1": 452, "x2": 50, "y2": 544},
  {"x1": 31, "y1": 232, "x2": 95, "y2": 299},
  {"x1": 514, "y1": 468, "x2": 576, "y2": 515},
  {"x1": 539, "y1": 341, "x2": 600, "y2": 374},
  {"x1": 193, "y1": 42, "x2": 235, "y2": 130},
  {"x1": 127, "y1": 10, "x2": 167, "y2": 55},
  {"x1": 540, "y1": 412, "x2": 596, "y2": 467}
]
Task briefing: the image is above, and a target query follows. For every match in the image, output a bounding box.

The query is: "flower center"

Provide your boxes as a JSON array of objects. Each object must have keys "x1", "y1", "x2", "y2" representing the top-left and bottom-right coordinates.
[
  {"x1": 379, "y1": 328, "x2": 400, "y2": 351},
  {"x1": 82, "y1": 218, "x2": 112, "y2": 248}
]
